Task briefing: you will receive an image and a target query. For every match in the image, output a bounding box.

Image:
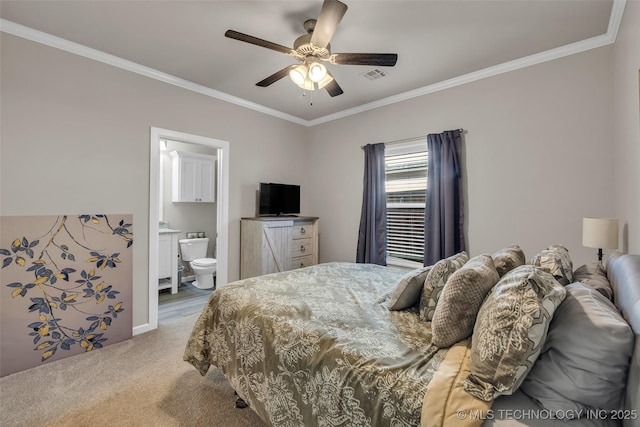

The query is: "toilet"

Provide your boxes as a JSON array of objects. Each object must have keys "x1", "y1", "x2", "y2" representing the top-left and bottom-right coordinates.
[{"x1": 178, "y1": 237, "x2": 217, "y2": 289}]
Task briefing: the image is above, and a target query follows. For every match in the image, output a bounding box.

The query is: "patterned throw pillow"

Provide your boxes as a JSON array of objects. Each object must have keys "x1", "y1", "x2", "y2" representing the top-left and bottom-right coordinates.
[
  {"x1": 389, "y1": 265, "x2": 433, "y2": 310},
  {"x1": 492, "y1": 244, "x2": 526, "y2": 277},
  {"x1": 419, "y1": 252, "x2": 468, "y2": 321},
  {"x1": 464, "y1": 265, "x2": 567, "y2": 401},
  {"x1": 431, "y1": 254, "x2": 500, "y2": 348},
  {"x1": 531, "y1": 244, "x2": 573, "y2": 285}
]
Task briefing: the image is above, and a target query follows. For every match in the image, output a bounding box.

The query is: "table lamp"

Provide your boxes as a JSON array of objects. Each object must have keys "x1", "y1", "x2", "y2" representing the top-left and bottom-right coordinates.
[{"x1": 582, "y1": 217, "x2": 619, "y2": 264}]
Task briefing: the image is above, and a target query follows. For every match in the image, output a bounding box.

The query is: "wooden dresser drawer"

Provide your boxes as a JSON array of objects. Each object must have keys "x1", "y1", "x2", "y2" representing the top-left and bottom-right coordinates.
[
  {"x1": 292, "y1": 222, "x2": 313, "y2": 239},
  {"x1": 291, "y1": 238, "x2": 313, "y2": 257},
  {"x1": 289, "y1": 255, "x2": 314, "y2": 270}
]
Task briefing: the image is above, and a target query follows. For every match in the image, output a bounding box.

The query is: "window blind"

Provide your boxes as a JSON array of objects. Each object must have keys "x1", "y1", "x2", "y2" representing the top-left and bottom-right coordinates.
[{"x1": 385, "y1": 150, "x2": 428, "y2": 262}]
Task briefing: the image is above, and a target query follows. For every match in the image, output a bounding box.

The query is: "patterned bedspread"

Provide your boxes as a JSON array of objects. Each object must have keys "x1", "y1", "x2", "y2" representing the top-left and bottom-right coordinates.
[{"x1": 183, "y1": 262, "x2": 449, "y2": 427}]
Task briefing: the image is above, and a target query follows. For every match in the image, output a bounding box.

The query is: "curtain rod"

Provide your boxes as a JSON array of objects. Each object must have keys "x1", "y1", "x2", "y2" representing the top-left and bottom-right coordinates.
[{"x1": 361, "y1": 129, "x2": 464, "y2": 149}]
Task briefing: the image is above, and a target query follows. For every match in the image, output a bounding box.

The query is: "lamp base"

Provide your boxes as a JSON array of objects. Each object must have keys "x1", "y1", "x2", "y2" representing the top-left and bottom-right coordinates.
[{"x1": 597, "y1": 248, "x2": 603, "y2": 265}]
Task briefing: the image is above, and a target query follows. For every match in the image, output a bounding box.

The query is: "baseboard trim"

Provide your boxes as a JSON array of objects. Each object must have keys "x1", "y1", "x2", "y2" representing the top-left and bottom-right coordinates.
[{"x1": 132, "y1": 323, "x2": 150, "y2": 336}]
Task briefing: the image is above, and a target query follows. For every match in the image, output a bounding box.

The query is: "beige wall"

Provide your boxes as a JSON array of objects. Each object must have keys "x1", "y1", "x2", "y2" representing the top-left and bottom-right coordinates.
[
  {"x1": 0, "y1": 33, "x2": 309, "y2": 328},
  {"x1": 613, "y1": 0, "x2": 640, "y2": 255},
  {"x1": 307, "y1": 46, "x2": 616, "y2": 268}
]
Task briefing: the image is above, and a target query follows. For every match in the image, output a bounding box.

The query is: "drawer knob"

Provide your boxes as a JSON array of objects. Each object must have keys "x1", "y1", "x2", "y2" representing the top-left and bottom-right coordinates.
[
  {"x1": 300, "y1": 245, "x2": 305, "y2": 253},
  {"x1": 300, "y1": 228, "x2": 306, "y2": 235}
]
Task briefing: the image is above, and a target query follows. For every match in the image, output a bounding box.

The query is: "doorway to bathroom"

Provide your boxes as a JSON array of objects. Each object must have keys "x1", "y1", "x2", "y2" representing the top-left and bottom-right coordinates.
[{"x1": 148, "y1": 127, "x2": 229, "y2": 331}]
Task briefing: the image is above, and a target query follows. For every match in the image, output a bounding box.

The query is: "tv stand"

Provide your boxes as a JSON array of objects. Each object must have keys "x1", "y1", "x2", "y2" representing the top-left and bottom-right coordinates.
[{"x1": 240, "y1": 216, "x2": 319, "y2": 279}]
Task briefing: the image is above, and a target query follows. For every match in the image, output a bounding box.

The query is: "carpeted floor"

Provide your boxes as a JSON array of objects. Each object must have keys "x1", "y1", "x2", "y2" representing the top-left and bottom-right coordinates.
[{"x1": 0, "y1": 313, "x2": 268, "y2": 427}]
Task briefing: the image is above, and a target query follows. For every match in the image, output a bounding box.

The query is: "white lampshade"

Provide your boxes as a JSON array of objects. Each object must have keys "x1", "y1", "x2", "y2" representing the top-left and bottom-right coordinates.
[
  {"x1": 308, "y1": 61, "x2": 327, "y2": 82},
  {"x1": 582, "y1": 217, "x2": 618, "y2": 249},
  {"x1": 289, "y1": 64, "x2": 307, "y2": 86}
]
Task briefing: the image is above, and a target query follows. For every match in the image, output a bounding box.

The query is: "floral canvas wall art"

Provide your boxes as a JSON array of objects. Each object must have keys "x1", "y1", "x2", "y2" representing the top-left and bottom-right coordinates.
[{"x1": 0, "y1": 214, "x2": 133, "y2": 376}]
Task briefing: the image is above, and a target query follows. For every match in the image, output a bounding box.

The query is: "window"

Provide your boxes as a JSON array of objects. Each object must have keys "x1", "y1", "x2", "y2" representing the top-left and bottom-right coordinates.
[{"x1": 385, "y1": 141, "x2": 428, "y2": 265}]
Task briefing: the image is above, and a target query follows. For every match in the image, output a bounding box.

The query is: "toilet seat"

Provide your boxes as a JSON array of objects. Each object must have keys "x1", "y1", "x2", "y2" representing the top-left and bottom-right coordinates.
[{"x1": 191, "y1": 258, "x2": 217, "y2": 268}]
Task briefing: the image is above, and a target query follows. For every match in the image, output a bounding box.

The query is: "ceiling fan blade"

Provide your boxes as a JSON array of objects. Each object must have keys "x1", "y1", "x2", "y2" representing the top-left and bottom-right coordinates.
[
  {"x1": 256, "y1": 64, "x2": 299, "y2": 87},
  {"x1": 310, "y1": 0, "x2": 348, "y2": 49},
  {"x1": 324, "y1": 72, "x2": 344, "y2": 97},
  {"x1": 225, "y1": 30, "x2": 293, "y2": 55},
  {"x1": 331, "y1": 53, "x2": 398, "y2": 66}
]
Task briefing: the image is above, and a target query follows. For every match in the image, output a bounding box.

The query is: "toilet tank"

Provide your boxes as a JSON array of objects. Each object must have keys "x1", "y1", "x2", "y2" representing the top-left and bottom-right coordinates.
[{"x1": 179, "y1": 238, "x2": 209, "y2": 262}]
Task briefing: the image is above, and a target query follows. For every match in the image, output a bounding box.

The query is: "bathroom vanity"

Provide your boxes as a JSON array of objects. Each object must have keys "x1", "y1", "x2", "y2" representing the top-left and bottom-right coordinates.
[{"x1": 158, "y1": 228, "x2": 181, "y2": 294}]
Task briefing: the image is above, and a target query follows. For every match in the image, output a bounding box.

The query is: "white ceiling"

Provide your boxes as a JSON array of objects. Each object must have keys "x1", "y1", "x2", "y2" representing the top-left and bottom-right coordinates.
[{"x1": 0, "y1": 0, "x2": 622, "y2": 125}]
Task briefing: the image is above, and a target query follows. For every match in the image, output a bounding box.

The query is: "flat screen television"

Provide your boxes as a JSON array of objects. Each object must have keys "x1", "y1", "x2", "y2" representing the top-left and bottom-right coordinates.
[{"x1": 259, "y1": 182, "x2": 300, "y2": 216}]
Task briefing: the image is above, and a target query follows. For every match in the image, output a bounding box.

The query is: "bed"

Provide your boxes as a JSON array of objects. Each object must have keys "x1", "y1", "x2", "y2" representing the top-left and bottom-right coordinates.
[{"x1": 183, "y1": 248, "x2": 639, "y2": 427}]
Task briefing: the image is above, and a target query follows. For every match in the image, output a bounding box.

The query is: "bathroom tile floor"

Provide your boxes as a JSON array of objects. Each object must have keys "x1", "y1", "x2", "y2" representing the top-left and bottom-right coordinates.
[{"x1": 158, "y1": 281, "x2": 214, "y2": 325}]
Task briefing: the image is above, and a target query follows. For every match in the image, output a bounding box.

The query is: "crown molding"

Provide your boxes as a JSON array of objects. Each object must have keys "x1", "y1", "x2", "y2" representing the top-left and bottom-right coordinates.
[
  {"x1": 0, "y1": 19, "x2": 308, "y2": 126},
  {"x1": 0, "y1": 0, "x2": 626, "y2": 127},
  {"x1": 308, "y1": 0, "x2": 626, "y2": 126}
]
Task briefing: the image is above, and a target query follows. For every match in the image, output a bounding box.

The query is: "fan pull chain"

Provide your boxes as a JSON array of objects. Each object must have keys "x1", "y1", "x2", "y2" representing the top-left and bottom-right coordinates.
[{"x1": 302, "y1": 90, "x2": 313, "y2": 106}]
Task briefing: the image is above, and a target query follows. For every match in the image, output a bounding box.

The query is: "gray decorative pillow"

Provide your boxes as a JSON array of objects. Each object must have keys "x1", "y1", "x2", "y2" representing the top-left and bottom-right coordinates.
[
  {"x1": 492, "y1": 244, "x2": 526, "y2": 277},
  {"x1": 531, "y1": 244, "x2": 573, "y2": 285},
  {"x1": 520, "y1": 283, "x2": 633, "y2": 413},
  {"x1": 464, "y1": 265, "x2": 566, "y2": 401},
  {"x1": 389, "y1": 265, "x2": 433, "y2": 310},
  {"x1": 572, "y1": 261, "x2": 613, "y2": 300},
  {"x1": 418, "y1": 251, "x2": 468, "y2": 321},
  {"x1": 431, "y1": 254, "x2": 500, "y2": 348}
]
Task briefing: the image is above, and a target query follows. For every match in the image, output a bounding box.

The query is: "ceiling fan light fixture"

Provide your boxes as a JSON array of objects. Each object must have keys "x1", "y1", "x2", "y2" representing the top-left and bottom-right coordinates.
[
  {"x1": 293, "y1": 72, "x2": 333, "y2": 91},
  {"x1": 308, "y1": 61, "x2": 327, "y2": 82},
  {"x1": 296, "y1": 77, "x2": 316, "y2": 91},
  {"x1": 289, "y1": 64, "x2": 308, "y2": 86}
]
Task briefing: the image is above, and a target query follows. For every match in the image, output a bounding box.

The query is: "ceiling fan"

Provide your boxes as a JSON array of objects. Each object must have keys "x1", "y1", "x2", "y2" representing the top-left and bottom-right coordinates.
[{"x1": 225, "y1": 0, "x2": 398, "y2": 97}]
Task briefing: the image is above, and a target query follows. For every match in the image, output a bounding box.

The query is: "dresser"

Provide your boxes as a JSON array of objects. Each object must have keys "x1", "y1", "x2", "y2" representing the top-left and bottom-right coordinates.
[{"x1": 240, "y1": 216, "x2": 319, "y2": 279}]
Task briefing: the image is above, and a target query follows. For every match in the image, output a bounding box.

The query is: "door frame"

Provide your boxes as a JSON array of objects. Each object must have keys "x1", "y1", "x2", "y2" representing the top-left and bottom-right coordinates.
[{"x1": 146, "y1": 127, "x2": 229, "y2": 332}]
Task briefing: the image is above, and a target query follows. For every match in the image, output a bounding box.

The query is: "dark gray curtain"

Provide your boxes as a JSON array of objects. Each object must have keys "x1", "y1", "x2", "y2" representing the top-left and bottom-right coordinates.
[
  {"x1": 356, "y1": 143, "x2": 387, "y2": 265},
  {"x1": 423, "y1": 130, "x2": 465, "y2": 266}
]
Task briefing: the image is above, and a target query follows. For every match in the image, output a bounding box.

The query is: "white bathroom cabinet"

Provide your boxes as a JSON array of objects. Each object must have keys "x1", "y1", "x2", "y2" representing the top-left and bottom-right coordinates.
[
  {"x1": 170, "y1": 150, "x2": 216, "y2": 203},
  {"x1": 240, "y1": 216, "x2": 318, "y2": 279},
  {"x1": 158, "y1": 229, "x2": 180, "y2": 294}
]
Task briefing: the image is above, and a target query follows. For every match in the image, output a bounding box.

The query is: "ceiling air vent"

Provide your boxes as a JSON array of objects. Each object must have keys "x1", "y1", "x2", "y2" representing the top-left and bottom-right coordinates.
[{"x1": 360, "y1": 69, "x2": 389, "y2": 81}]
